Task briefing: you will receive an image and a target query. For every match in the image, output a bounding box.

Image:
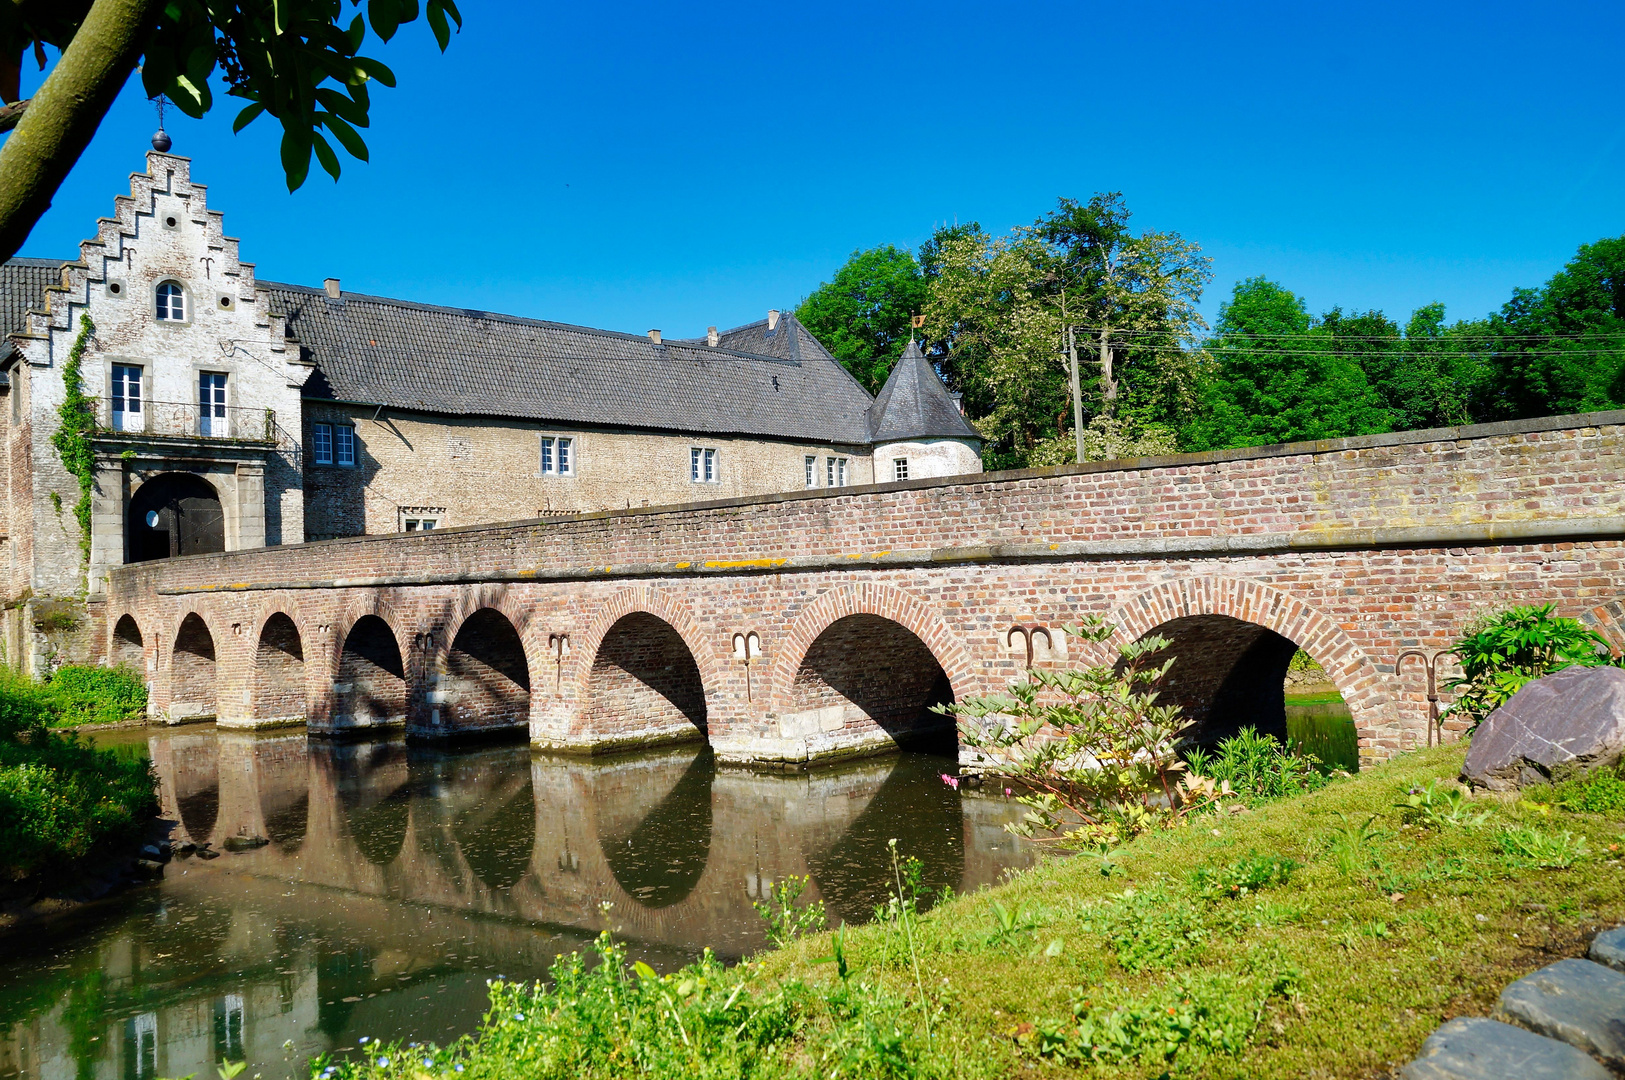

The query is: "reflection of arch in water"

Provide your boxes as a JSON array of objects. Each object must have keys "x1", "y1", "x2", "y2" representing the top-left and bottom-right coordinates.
[
  {"x1": 585, "y1": 613, "x2": 708, "y2": 742},
  {"x1": 596, "y1": 746, "x2": 715, "y2": 908},
  {"x1": 789, "y1": 614, "x2": 957, "y2": 751},
  {"x1": 335, "y1": 615, "x2": 407, "y2": 730},
  {"x1": 171, "y1": 612, "x2": 217, "y2": 720},
  {"x1": 321, "y1": 740, "x2": 412, "y2": 865},
  {"x1": 441, "y1": 608, "x2": 531, "y2": 735},
  {"x1": 254, "y1": 613, "x2": 307, "y2": 725},
  {"x1": 445, "y1": 752, "x2": 537, "y2": 891},
  {"x1": 804, "y1": 754, "x2": 965, "y2": 925}
]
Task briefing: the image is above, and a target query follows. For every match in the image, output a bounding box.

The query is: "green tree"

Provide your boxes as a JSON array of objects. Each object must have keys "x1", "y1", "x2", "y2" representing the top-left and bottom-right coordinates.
[
  {"x1": 0, "y1": 0, "x2": 461, "y2": 263},
  {"x1": 920, "y1": 195, "x2": 1210, "y2": 470},
  {"x1": 795, "y1": 244, "x2": 927, "y2": 393},
  {"x1": 1479, "y1": 235, "x2": 1625, "y2": 419},
  {"x1": 1189, "y1": 277, "x2": 1390, "y2": 449}
]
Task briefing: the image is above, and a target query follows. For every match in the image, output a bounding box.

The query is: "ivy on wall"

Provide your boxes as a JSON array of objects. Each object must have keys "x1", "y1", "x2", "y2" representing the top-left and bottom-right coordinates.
[{"x1": 49, "y1": 313, "x2": 97, "y2": 569}]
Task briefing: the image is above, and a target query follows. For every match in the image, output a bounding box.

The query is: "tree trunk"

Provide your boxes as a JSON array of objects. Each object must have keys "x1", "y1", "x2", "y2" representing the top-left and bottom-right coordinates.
[{"x1": 0, "y1": 0, "x2": 162, "y2": 264}]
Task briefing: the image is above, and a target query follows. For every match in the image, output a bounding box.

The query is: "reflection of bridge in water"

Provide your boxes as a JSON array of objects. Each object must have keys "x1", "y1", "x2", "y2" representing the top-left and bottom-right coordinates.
[
  {"x1": 2, "y1": 730, "x2": 1033, "y2": 1080},
  {"x1": 151, "y1": 729, "x2": 1034, "y2": 957}
]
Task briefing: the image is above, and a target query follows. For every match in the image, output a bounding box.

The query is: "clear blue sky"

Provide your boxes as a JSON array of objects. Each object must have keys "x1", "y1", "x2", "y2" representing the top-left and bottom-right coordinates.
[{"x1": 19, "y1": 1, "x2": 1625, "y2": 340}]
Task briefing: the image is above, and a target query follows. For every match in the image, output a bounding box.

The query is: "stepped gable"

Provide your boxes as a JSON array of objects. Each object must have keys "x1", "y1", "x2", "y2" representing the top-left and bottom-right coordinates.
[
  {"x1": 709, "y1": 311, "x2": 842, "y2": 365},
  {"x1": 866, "y1": 339, "x2": 981, "y2": 444},
  {"x1": 265, "y1": 285, "x2": 876, "y2": 445},
  {"x1": 2, "y1": 151, "x2": 295, "y2": 365}
]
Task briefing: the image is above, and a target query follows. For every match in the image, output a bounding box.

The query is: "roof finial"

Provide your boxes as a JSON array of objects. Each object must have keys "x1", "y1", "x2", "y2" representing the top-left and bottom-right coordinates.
[{"x1": 151, "y1": 95, "x2": 172, "y2": 153}]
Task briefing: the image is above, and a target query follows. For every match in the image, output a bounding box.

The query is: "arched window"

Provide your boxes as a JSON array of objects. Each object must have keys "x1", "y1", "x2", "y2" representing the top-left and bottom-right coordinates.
[{"x1": 156, "y1": 282, "x2": 185, "y2": 321}]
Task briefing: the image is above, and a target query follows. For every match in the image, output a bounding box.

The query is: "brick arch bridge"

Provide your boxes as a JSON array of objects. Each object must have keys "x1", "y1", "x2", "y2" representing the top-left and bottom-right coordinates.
[{"x1": 107, "y1": 412, "x2": 1625, "y2": 767}]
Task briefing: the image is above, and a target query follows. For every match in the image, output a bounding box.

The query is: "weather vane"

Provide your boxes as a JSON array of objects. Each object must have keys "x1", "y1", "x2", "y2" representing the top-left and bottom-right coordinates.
[{"x1": 151, "y1": 95, "x2": 172, "y2": 152}]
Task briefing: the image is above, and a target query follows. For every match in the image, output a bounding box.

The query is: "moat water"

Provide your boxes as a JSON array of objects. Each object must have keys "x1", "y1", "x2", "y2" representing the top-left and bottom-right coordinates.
[{"x1": 0, "y1": 728, "x2": 1036, "y2": 1080}]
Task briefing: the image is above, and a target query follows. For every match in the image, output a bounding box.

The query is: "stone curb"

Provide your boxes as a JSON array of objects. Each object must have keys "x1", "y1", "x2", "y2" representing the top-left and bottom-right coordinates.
[{"x1": 1399, "y1": 926, "x2": 1625, "y2": 1078}]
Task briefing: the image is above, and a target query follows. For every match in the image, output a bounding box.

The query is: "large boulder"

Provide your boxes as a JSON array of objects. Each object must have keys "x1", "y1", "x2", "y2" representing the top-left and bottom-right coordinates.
[{"x1": 1462, "y1": 665, "x2": 1625, "y2": 792}]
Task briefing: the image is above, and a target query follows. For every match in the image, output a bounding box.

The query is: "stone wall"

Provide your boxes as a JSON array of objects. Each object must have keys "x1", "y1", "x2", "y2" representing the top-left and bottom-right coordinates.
[
  {"x1": 107, "y1": 411, "x2": 1625, "y2": 766},
  {"x1": 300, "y1": 402, "x2": 877, "y2": 539}
]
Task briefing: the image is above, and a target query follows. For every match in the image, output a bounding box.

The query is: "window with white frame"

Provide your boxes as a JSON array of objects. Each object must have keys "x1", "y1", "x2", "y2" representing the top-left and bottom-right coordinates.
[
  {"x1": 804, "y1": 455, "x2": 817, "y2": 488},
  {"x1": 404, "y1": 517, "x2": 438, "y2": 531},
  {"x1": 541, "y1": 435, "x2": 574, "y2": 475},
  {"x1": 155, "y1": 281, "x2": 185, "y2": 321},
  {"x1": 111, "y1": 364, "x2": 142, "y2": 431},
  {"x1": 312, "y1": 422, "x2": 356, "y2": 466},
  {"x1": 826, "y1": 456, "x2": 848, "y2": 487},
  {"x1": 690, "y1": 446, "x2": 718, "y2": 483},
  {"x1": 893, "y1": 457, "x2": 909, "y2": 481}
]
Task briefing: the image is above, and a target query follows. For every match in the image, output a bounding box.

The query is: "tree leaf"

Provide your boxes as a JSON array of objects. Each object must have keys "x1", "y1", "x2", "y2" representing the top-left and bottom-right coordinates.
[
  {"x1": 280, "y1": 127, "x2": 312, "y2": 191},
  {"x1": 231, "y1": 101, "x2": 266, "y2": 133},
  {"x1": 320, "y1": 113, "x2": 369, "y2": 161},
  {"x1": 310, "y1": 130, "x2": 341, "y2": 181},
  {"x1": 368, "y1": 0, "x2": 402, "y2": 42},
  {"x1": 314, "y1": 88, "x2": 369, "y2": 127},
  {"x1": 353, "y1": 56, "x2": 397, "y2": 87}
]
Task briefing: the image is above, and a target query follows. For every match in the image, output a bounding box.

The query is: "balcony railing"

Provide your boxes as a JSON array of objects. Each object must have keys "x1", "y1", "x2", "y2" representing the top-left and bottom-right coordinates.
[{"x1": 92, "y1": 399, "x2": 279, "y2": 443}]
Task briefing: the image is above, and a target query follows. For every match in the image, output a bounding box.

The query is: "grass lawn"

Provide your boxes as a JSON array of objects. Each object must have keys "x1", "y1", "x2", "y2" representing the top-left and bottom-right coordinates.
[{"x1": 325, "y1": 743, "x2": 1625, "y2": 1080}]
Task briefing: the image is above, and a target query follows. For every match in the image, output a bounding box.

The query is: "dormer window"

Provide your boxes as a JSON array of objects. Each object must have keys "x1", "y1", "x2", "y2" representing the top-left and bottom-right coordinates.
[{"x1": 156, "y1": 282, "x2": 185, "y2": 321}]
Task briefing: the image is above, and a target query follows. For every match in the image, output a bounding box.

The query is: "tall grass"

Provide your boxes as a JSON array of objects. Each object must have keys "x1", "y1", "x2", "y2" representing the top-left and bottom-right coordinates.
[{"x1": 1286, "y1": 705, "x2": 1360, "y2": 773}]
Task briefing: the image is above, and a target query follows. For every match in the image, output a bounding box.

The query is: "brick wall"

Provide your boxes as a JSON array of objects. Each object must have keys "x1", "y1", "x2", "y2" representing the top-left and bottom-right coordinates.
[
  {"x1": 108, "y1": 411, "x2": 1625, "y2": 766},
  {"x1": 301, "y1": 403, "x2": 878, "y2": 540}
]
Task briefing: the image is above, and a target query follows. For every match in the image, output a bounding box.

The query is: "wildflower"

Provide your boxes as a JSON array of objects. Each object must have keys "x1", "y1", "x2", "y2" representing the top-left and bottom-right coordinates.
[
  {"x1": 358, "y1": 1038, "x2": 370, "y2": 1045},
  {"x1": 376, "y1": 1058, "x2": 389, "y2": 1069},
  {"x1": 1005, "y1": 788, "x2": 1012, "y2": 796},
  {"x1": 940, "y1": 773, "x2": 960, "y2": 790},
  {"x1": 514, "y1": 1013, "x2": 525, "y2": 1021},
  {"x1": 422, "y1": 1062, "x2": 433, "y2": 1069},
  {"x1": 455, "y1": 1066, "x2": 465, "y2": 1074}
]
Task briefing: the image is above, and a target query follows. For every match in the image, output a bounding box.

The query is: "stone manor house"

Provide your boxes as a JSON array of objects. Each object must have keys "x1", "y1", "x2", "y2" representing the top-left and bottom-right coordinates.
[{"x1": 0, "y1": 150, "x2": 981, "y2": 672}]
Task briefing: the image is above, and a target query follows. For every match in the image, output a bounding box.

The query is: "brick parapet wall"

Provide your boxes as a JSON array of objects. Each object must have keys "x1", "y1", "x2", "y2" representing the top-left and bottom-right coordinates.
[{"x1": 111, "y1": 410, "x2": 1625, "y2": 598}]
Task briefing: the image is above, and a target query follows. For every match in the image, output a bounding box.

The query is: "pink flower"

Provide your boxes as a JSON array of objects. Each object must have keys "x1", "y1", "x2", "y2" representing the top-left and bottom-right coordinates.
[
  {"x1": 1005, "y1": 788, "x2": 1013, "y2": 796},
  {"x1": 940, "y1": 773, "x2": 960, "y2": 790}
]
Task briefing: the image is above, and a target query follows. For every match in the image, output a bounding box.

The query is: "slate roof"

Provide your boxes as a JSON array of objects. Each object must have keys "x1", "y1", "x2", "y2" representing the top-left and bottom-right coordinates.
[
  {"x1": 709, "y1": 312, "x2": 838, "y2": 363},
  {"x1": 867, "y1": 339, "x2": 982, "y2": 444},
  {"x1": 261, "y1": 283, "x2": 877, "y2": 444},
  {"x1": 0, "y1": 258, "x2": 65, "y2": 339}
]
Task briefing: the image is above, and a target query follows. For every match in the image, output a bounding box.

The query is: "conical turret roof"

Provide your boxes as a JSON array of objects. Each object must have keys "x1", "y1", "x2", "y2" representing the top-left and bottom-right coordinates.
[{"x1": 867, "y1": 340, "x2": 982, "y2": 444}]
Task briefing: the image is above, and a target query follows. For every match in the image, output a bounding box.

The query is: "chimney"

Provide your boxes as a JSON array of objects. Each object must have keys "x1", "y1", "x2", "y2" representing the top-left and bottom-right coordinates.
[
  {"x1": 766, "y1": 309, "x2": 780, "y2": 331},
  {"x1": 706, "y1": 326, "x2": 719, "y2": 347},
  {"x1": 323, "y1": 278, "x2": 341, "y2": 298},
  {"x1": 647, "y1": 329, "x2": 662, "y2": 344}
]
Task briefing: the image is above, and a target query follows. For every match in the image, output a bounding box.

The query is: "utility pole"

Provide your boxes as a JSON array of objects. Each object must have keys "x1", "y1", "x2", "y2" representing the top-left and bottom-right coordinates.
[{"x1": 1099, "y1": 326, "x2": 1116, "y2": 410}]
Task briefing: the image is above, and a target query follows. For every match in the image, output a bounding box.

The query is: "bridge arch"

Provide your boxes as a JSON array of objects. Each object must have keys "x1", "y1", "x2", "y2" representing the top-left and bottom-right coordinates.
[
  {"x1": 332, "y1": 608, "x2": 409, "y2": 732},
  {"x1": 576, "y1": 587, "x2": 716, "y2": 746},
  {"x1": 439, "y1": 605, "x2": 533, "y2": 735},
  {"x1": 1106, "y1": 576, "x2": 1399, "y2": 753},
  {"x1": 252, "y1": 611, "x2": 308, "y2": 725},
  {"x1": 772, "y1": 583, "x2": 971, "y2": 751},
  {"x1": 111, "y1": 613, "x2": 145, "y2": 671},
  {"x1": 169, "y1": 611, "x2": 218, "y2": 721}
]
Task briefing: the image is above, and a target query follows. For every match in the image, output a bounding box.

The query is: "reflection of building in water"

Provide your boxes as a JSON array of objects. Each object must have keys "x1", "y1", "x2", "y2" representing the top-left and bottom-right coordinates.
[{"x1": 1, "y1": 731, "x2": 1034, "y2": 1080}]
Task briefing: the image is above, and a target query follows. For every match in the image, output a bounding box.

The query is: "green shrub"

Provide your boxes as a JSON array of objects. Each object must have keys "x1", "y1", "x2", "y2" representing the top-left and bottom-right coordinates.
[
  {"x1": 1185, "y1": 728, "x2": 1332, "y2": 806},
  {"x1": 1446, "y1": 604, "x2": 1619, "y2": 732},
  {"x1": 1084, "y1": 886, "x2": 1207, "y2": 973},
  {"x1": 317, "y1": 933, "x2": 938, "y2": 1080},
  {"x1": 1190, "y1": 854, "x2": 1298, "y2": 901},
  {"x1": 1023, "y1": 965, "x2": 1300, "y2": 1067},
  {"x1": 41, "y1": 664, "x2": 147, "y2": 726},
  {"x1": 0, "y1": 728, "x2": 156, "y2": 881},
  {"x1": 0, "y1": 673, "x2": 155, "y2": 882},
  {"x1": 1545, "y1": 767, "x2": 1625, "y2": 813}
]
